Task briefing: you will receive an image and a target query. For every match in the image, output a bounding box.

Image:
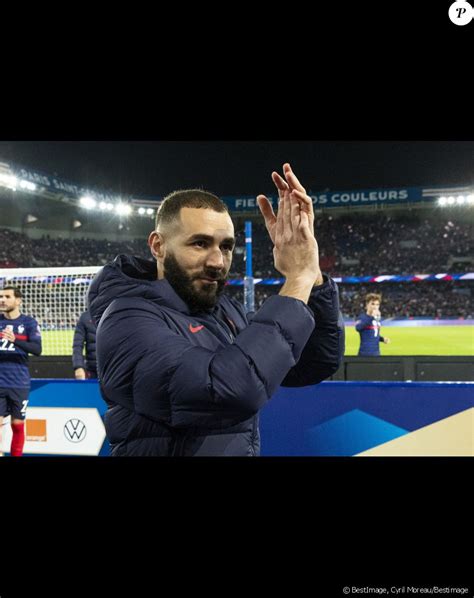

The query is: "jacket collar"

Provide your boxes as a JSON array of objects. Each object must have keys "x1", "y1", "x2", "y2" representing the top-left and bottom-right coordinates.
[{"x1": 92, "y1": 254, "x2": 228, "y2": 319}]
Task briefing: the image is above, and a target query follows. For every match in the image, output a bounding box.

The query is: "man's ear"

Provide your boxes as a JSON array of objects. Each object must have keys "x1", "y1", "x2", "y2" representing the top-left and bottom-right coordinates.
[{"x1": 148, "y1": 231, "x2": 165, "y2": 259}]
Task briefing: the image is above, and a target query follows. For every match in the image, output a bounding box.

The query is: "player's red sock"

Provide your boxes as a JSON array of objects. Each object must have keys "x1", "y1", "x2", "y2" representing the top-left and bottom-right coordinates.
[{"x1": 10, "y1": 422, "x2": 25, "y2": 457}]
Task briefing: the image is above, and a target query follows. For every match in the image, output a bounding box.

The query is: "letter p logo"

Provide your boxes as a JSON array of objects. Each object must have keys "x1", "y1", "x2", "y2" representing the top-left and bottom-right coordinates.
[{"x1": 449, "y1": 0, "x2": 473, "y2": 24}]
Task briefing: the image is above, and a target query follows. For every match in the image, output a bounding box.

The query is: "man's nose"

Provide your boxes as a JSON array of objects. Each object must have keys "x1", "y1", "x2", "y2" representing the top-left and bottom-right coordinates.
[{"x1": 205, "y1": 248, "x2": 225, "y2": 270}]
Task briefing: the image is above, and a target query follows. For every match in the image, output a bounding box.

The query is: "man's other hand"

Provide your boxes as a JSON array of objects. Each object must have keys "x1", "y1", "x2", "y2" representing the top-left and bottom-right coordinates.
[{"x1": 75, "y1": 368, "x2": 86, "y2": 380}]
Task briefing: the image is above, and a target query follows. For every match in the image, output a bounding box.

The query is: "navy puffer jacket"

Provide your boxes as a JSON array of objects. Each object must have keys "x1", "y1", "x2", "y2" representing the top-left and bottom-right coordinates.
[{"x1": 88, "y1": 255, "x2": 344, "y2": 456}]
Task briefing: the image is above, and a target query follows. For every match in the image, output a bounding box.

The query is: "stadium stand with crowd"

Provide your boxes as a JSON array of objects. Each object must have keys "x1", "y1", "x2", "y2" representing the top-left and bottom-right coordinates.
[{"x1": 2, "y1": 206, "x2": 471, "y2": 320}]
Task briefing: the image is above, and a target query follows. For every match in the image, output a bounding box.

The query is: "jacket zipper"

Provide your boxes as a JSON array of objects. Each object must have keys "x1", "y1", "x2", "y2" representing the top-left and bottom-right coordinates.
[{"x1": 211, "y1": 314, "x2": 235, "y2": 343}]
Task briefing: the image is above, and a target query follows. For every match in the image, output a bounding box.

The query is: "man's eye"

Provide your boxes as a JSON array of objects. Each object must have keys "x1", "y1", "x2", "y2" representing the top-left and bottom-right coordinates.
[
  {"x1": 193, "y1": 241, "x2": 206, "y2": 247},
  {"x1": 222, "y1": 246, "x2": 234, "y2": 252}
]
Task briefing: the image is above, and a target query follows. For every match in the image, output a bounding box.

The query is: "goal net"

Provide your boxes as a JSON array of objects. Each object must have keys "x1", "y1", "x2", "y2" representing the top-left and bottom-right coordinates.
[{"x1": 0, "y1": 266, "x2": 101, "y2": 355}]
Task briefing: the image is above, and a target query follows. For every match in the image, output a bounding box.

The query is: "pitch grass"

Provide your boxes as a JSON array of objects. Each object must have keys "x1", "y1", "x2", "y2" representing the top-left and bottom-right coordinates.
[
  {"x1": 344, "y1": 326, "x2": 473, "y2": 356},
  {"x1": 41, "y1": 326, "x2": 474, "y2": 357}
]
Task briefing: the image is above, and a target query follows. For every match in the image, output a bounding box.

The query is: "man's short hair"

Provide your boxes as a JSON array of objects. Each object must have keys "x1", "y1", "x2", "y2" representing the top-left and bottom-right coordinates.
[
  {"x1": 365, "y1": 293, "x2": 381, "y2": 304},
  {"x1": 155, "y1": 189, "x2": 229, "y2": 231},
  {"x1": 2, "y1": 285, "x2": 22, "y2": 299}
]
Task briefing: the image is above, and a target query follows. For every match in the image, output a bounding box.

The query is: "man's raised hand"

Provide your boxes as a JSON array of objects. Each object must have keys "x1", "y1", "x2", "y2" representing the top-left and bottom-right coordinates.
[{"x1": 257, "y1": 163, "x2": 315, "y2": 244}]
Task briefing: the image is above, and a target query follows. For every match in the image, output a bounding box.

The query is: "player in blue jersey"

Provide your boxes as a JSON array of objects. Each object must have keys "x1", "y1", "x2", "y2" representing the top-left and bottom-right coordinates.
[
  {"x1": 355, "y1": 293, "x2": 391, "y2": 356},
  {"x1": 0, "y1": 286, "x2": 42, "y2": 456}
]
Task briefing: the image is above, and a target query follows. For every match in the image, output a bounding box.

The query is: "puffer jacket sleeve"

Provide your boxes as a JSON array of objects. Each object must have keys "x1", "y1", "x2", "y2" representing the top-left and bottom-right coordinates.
[
  {"x1": 280, "y1": 276, "x2": 345, "y2": 387},
  {"x1": 97, "y1": 296, "x2": 316, "y2": 429}
]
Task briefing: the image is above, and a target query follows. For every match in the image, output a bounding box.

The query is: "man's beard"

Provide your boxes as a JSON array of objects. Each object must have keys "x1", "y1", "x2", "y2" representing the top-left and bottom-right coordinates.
[
  {"x1": 0, "y1": 306, "x2": 13, "y2": 313},
  {"x1": 163, "y1": 253, "x2": 228, "y2": 312}
]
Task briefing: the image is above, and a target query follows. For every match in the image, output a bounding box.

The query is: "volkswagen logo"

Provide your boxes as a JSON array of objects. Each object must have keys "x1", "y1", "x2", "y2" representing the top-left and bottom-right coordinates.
[{"x1": 64, "y1": 419, "x2": 87, "y2": 443}]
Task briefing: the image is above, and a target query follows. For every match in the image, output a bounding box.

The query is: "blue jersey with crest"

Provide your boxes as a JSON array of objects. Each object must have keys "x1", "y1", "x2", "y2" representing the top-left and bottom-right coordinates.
[
  {"x1": 0, "y1": 314, "x2": 42, "y2": 388},
  {"x1": 355, "y1": 312, "x2": 384, "y2": 356}
]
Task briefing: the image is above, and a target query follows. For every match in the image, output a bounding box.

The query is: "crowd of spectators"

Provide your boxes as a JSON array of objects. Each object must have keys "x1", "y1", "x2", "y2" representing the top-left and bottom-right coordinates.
[
  {"x1": 1, "y1": 210, "x2": 472, "y2": 274},
  {"x1": 1, "y1": 207, "x2": 472, "y2": 319},
  {"x1": 226, "y1": 282, "x2": 472, "y2": 319},
  {"x1": 0, "y1": 228, "x2": 150, "y2": 268},
  {"x1": 229, "y1": 211, "x2": 473, "y2": 278},
  {"x1": 339, "y1": 282, "x2": 472, "y2": 319}
]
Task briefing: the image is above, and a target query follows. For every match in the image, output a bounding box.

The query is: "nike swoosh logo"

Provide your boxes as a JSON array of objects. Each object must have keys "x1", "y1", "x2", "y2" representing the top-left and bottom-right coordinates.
[{"x1": 189, "y1": 324, "x2": 205, "y2": 333}]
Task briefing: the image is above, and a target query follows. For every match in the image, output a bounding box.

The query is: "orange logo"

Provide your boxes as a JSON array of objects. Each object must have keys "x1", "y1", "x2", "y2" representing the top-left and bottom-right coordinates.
[
  {"x1": 26, "y1": 419, "x2": 47, "y2": 442},
  {"x1": 189, "y1": 324, "x2": 205, "y2": 333}
]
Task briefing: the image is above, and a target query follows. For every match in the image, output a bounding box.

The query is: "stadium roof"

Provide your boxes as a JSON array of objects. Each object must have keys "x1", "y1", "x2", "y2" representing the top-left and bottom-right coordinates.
[{"x1": 0, "y1": 141, "x2": 473, "y2": 198}]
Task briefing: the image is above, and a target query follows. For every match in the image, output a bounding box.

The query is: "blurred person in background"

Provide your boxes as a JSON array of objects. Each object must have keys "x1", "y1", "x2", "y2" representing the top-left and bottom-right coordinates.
[
  {"x1": 355, "y1": 293, "x2": 391, "y2": 356},
  {"x1": 72, "y1": 309, "x2": 97, "y2": 379},
  {"x1": 0, "y1": 286, "x2": 42, "y2": 456}
]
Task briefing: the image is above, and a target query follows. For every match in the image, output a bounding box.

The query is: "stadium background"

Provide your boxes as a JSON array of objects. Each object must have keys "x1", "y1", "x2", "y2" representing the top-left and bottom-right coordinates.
[{"x1": 0, "y1": 141, "x2": 472, "y2": 455}]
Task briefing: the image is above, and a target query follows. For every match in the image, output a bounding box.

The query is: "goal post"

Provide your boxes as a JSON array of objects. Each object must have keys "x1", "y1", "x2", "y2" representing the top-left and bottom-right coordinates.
[
  {"x1": 243, "y1": 220, "x2": 255, "y2": 313},
  {"x1": 0, "y1": 266, "x2": 102, "y2": 356}
]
